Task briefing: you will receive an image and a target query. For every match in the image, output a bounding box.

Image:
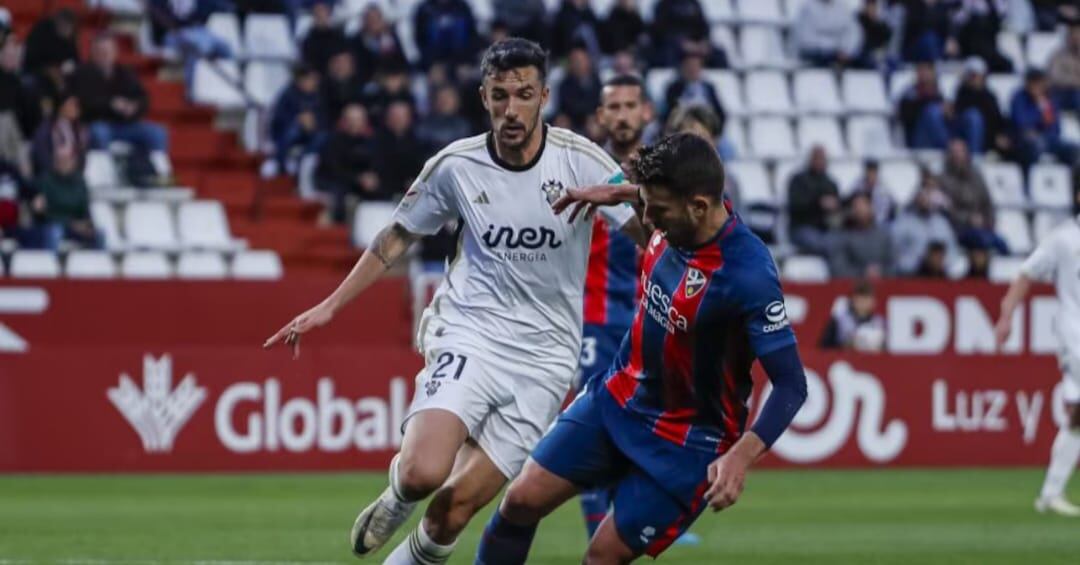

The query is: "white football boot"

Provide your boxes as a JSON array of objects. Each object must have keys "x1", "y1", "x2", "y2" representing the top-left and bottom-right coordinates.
[
  {"x1": 1035, "y1": 496, "x2": 1080, "y2": 517},
  {"x1": 350, "y1": 455, "x2": 418, "y2": 557}
]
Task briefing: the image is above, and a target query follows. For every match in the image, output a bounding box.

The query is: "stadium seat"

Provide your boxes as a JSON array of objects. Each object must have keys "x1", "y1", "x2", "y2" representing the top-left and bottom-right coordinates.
[
  {"x1": 207, "y1": 12, "x2": 244, "y2": 58},
  {"x1": 709, "y1": 27, "x2": 741, "y2": 69},
  {"x1": 65, "y1": 250, "x2": 117, "y2": 279},
  {"x1": 846, "y1": 115, "x2": 901, "y2": 158},
  {"x1": 244, "y1": 61, "x2": 291, "y2": 107},
  {"x1": 124, "y1": 201, "x2": 180, "y2": 251},
  {"x1": 89, "y1": 201, "x2": 125, "y2": 251},
  {"x1": 739, "y1": 26, "x2": 790, "y2": 69},
  {"x1": 979, "y1": 161, "x2": 1027, "y2": 208},
  {"x1": 121, "y1": 251, "x2": 173, "y2": 279},
  {"x1": 793, "y1": 69, "x2": 843, "y2": 115},
  {"x1": 939, "y1": 70, "x2": 961, "y2": 100},
  {"x1": 1029, "y1": 163, "x2": 1073, "y2": 210},
  {"x1": 394, "y1": 16, "x2": 420, "y2": 64},
  {"x1": 749, "y1": 117, "x2": 798, "y2": 159},
  {"x1": 706, "y1": 70, "x2": 746, "y2": 116},
  {"x1": 353, "y1": 202, "x2": 398, "y2": 249},
  {"x1": 725, "y1": 118, "x2": 749, "y2": 157},
  {"x1": 745, "y1": 71, "x2": 793, "y2": 114},
  {"x1": 987, "y1": 74, "x2": 1021, "y2": 112},
  {"x1": 1063, "y1": 114, "x2": 1080, "y2": 142},
  {"x1": 177, "y1": 251, "x2": 228, "y2": 279},
  {"x1": 841, "y1": 71, "x2": 890, "y2": 114},
  {"x1": 178, "y1": 201, "x2": 239, "y2": 251},
  {"x1": 1025, "y1": 32, "x2": 1061, "y2": 69},
  {"x1": 735, "y1": 0, "x2": 785, "y2": 25},
  {"x1": 725, "y1": 160, "x2": 775, "y2": 205},
  {"x1": 995, "y1": 210, "x2": 1033, "y2": 254},
  {"x1": 988, "y1": 256, "x2": 1025, "y2": 283},
  {"x1": 244, "y1": 14, "x2": 296, "y2": 60},
  {"x1": 796, "y1": 116, "x2": 847, "y2": 157},
  {"x1": 879, "y1": 160, "x2": 920, "y2": 206},
  {"x1": 996, "y1": 32, "x2": 1025, "y2": 71},
  {"x1": 84, "y1": 151, "x2": 119, "y2": 189},
  {"x1": 464, "y1": 0, "x2": 494, "y2": 23},
  {"x1": 1033, "y1": 211, "x2": 1069, "y2": 243},
  {"x1": 645, "y1": 68, "x2": 676, "y2": 112},
  {"x1": 782, "y1": 255, "x2": 830, "y2": 282},
  {"x1": 10, "y1": 251, "x2": 61, "y2": 279},
  {"x1": 294, "y1": 13, "x2": 313, "y2": 41},
  {"x1": 888, "y1": 68, "x2": 915, "y2": 102},
  {"x1": 192, "y1": 60, "x2": 245, "y2": 109},
  {"x1": 92, "y1": 0, "x2": 143, "y2": 14},
  {"x1": 828, "y1": 160, "x2": 864, "y2": 198},
  {"x1": 232, "y1": 250, "x2": 284, "y2": 280}
]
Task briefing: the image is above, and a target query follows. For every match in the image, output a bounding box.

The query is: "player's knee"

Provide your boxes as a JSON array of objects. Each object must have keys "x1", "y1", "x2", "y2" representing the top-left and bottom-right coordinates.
[
  {"x1": 396, "y1": 454, "x2": 449, "y2": 499},
  {"x1": 499, "y1": 481, "x2": 547, "y2": 524}
]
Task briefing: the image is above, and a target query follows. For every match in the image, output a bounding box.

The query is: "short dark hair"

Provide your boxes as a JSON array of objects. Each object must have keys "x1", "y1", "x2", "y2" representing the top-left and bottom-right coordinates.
[
  {"x1": 863, "y1": 158, "x2": 880, "y2": 171},
  {"x1": 481, "y1": 37, "x2": 548, "y2": 83},
  {"x1": 603, "y1": 73, "x2": 647, "y2": 100},
  {"x1": 628, "y1": 133, "x2": 725, "y2": 200},
  {"x1": 664, "y1": 104, "x2": 721, "y2": 137},
  {"x1": 852, "y1": 278, "x2": 875, "y2": 297},
  {"x1": 1025, "y1": 68, "x2": 1047, "y2": 83}
]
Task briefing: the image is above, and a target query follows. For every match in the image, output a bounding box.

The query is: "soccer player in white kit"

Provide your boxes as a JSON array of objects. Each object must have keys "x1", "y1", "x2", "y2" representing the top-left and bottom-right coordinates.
[
  {"x1": 265, "y1": 38, "x2": 644, "y2": 563},
  {"x1": 995, "y1": 215, "x2": 1080, "y2": 516}
]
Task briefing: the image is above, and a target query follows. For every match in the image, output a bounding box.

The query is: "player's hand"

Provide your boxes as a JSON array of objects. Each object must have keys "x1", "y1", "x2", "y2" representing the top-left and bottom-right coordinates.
[
  {"x1": 264, "y1": 301, "x2": 335, "y2": 359},
  {"x1": 551, "y1": 184, "x2": 635, "y2": 223},
  {"x1": 704, "y1": 450, "x2": 751, "y2": 512},
  {"x1": 994, "y1": 316, "x2": 1012, "y2": 348}
]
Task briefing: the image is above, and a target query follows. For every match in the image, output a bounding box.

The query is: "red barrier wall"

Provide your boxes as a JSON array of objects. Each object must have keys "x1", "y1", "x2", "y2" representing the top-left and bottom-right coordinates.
[{"x1": 0, "y1": 278, "x2": 1065, "y2": 471}]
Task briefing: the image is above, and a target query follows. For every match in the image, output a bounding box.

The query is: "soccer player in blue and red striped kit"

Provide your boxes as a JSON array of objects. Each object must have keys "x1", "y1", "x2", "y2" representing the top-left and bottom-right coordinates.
[{"x1": 475, "y1": 133, "x2": 808, "y2": 563}]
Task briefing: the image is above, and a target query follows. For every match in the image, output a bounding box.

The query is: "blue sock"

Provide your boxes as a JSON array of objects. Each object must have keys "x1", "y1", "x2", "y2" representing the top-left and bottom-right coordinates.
[
  {"x1": 579, "y1": 488, "x2": 611, "y2": 539},
  {"x1": 474, "y1": 510, "x2": 537, "y2": 565}
]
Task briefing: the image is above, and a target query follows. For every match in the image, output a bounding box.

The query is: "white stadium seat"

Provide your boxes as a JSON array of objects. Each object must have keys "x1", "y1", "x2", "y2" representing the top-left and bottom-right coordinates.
[
  {"x1": 995, "y1": 210, "x2": 1033, "y2": 254},
  {"x1": 939, "y1": 70, "x2": 961, "y2": 100},
  {"x1": 353, "y1": 202, "x2": 398, "y2": 249},
  {"x1": 724, "y1": 118, "x2": 749, "y2": 158},
  {"x1": 745, "y1": 71, "x2": 793, "y2": 114},
  {"x1": 65, "y1": 250, "x2": 117, "y2": 279},
  {"x1": 749, "y1": 117, "x2": 798, "y2": 159},
  {"x1": 846, "y1": 115, "x2": 900, "y2": 158},
  {"x1": 879, "y1": 160, "x2": 921, "y2": 206},
  {"x1": 841, "y1": 71, "x2": 890, "y2": 114},
  {"x1": 782, "y1": 255, "x2": 830, "y2": 282},
  {"x1": 736, "y1": 0, "x2": 785, "y2": 25},
  {"x1": 244, "y1": 14, "x2": 296, "y2": 60},
  {"x1": 121, "y1": 251, "x2": 173, "y2": 279},
  {"x1": 178, "y1": 251, "x2": 228, "y2": 280},
  {"x1": 796, "y1": 116, "x2": 847, "y2": 157},
  {"x1": 706, "y1": 70, "x2": 746, "y2": 116},
  {"x1": 232, "y1": 250, "x2": 284, "y2": 280},
  {"x1": 996, "y1": 32, "x2": 1024, "y2": 71},
  {"x1": 772, "y1": 159, "x2": 802, "y2": 204},
  {"x1": 987, "y1": 74, "x2": 1021, "y2": 112},
  {"x1": 829, "y1": 161, "x2": 864, "y2": 198},
  {"x1": 178, "y1": 200, "x2": 238, "y2": 251},
  {"x1": 1033, "y1": 211, "x2": 1069, "y2": 243},
  {"x1": 124, "y1": 201, "x2": 180, "y2": 251},
  {"x1": 1025, "y1": 32, "x2": 1061, "y2": 69},
  {"x1": 703, "y1": 0, "x2": 735, "y2": 22},
  {"x1": 84, "y1": 151, "x2": 119, "y2": 189},
  {"x1": 793, "y1": 69, "x2": 843, "y2": 114},
  {"x1": 10, "y1": 251, "x2": 61, "y2": 279},
  {"x1": 979, "y1": 162, "x2": 1027, "y2": 208},
  {"x1": 725, "y1": 160, "x2": 775, "y2": 205},
  {"x1": 645, "y1": 68, "x2": 676, "y2": 111},
  {"x1": 244, "y1": 61, "x2": 291, "y2": 107},
  {"x1": 888, "y1": 68, "x2": 915, "y2": 102},
  {"x1": 294, "y1": 13, "x2": 313, "y2": 41},
  {"x1": 988, "y1": 256, "x2": 1025, "y2": 283},
  {"x1": 739, "y1": 26, "x2": 790, "y2": 68},
  {"x1": 1029, "y1": 163, "x2": 1072, "y2": 210},
  {"x1": 207, "y1": 12, "x2": 243, "y2": 58},
  {"x1": 709, "y1": 27, "x2": 741, "y2": 69},
  {"x1": 90, "y1": 201, "x2": 125, "y2": 252},
  {"x1": 1063, "y1": 114, "x2": 1080, "y2": 142},
  {"x1": 192, "y1": 60, "x2": 245, "y2": 109}
]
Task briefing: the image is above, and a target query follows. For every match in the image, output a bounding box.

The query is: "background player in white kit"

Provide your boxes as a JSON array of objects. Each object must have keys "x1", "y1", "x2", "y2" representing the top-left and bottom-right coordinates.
[
  {"x1": 995, "y1": 215, "x2": 1080, "y2": 517},
  {"x1": 265, "y1": 38, "x2": 645, "y2": 563}
]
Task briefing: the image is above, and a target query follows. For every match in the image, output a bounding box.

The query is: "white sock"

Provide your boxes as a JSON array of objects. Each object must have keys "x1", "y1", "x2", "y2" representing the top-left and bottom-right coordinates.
[
  {"x1": 1040, "y1": 427, "x2": 1080, "y2": 499},
  {"x1": 382, "y1": 521, "x2": 456, "y2": 565}
]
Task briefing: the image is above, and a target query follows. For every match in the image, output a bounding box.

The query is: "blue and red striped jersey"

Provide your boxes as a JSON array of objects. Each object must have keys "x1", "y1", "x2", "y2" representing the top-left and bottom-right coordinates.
[
  {"x1": 603, "y1": 213, "x2": 796, "y2": 454},
  {"x1": 583, "y1": 216, "x2": 640, "y2": 329}
]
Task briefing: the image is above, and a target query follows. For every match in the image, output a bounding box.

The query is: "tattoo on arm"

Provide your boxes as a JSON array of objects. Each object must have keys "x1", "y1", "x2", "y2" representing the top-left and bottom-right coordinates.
[{"x1": 371, "y1": 223, "x2": 421, "y2": 268}]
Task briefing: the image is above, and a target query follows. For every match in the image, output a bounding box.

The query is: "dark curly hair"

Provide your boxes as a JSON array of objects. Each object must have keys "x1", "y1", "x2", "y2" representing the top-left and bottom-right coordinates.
[
  {"x1": 480, "y1": 37, "x2": 548, "y2": 83},
  {"x1": 628, "y1": 133, "x2": 725, "y2": 200}
]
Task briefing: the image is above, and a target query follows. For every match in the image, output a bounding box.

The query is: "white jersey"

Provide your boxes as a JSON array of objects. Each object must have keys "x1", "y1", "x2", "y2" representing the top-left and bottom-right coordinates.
[
  {"x1": 393, "y1": 126, "x2": 635, "y2": 388},
  {"x1": 1021, "y1": 216, "x2": 1080, "y2": 359}
]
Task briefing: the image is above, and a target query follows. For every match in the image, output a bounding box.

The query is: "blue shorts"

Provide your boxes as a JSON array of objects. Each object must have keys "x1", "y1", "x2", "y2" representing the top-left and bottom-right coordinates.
[
  {"x1": 531, "y1": 385, "x2": 715, "y2": 557},
  {"x1": 579, "y1": 324, "x2": 629, "y2": 390}
]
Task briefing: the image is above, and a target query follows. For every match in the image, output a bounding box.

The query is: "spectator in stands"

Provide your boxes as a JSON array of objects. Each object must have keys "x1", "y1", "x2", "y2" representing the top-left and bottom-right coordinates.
[
  {"x1": 0, "y1": 158, "x2": 30, "y2": 240},
  {"x1": 30, "y1": 91, "x2": 89, "y2": 177},
  {"x1": 850, "y1": 159, "x2": 895, "y2": 225},
  {"x1": 1048, "y1": 24, "x2": 1080, "y2": 113},
  {"x1": 819, "y1": 279, "x2": 885, "y2": 352},
  {"x1": 301, "y1": 0, "x2": 347, "y2": 75},
  {"x1": 830, "y1": 192, "x2": 894, "y2": 278},
  {"x1": 916, "y1": 240, "x2": 950, "y2": 277},
  {"x1": 899, "y1": 0, "x2": 957, "y2": 63},
  {"x1": 663, "y1": 49, "x2": 724, "y2": 126},
  {"x1": 664, "y1": 103, "x2": 735, "y2": 162},
  {"x1": 270, "y1": 64, "x2": 326, "y2": 175},
  {"x1": 891, "y1": 176, "x2": 961, "y2": 276},
  {"x1": 963, "y1": 240, "x2": 992, "y2": 279},
  {"x1": 72, "y1": 34, "x2": 171, "y2": 180},
  {"x1": 493, "y1": 0, "x2": 549, "y2": 46},
  {"x1": 601, "y1": 0, "x2": 647, "y2": 56},
  {"x1": 414, "y1": 0, "x2": 479, "y2": 70},
  {"x1": 32, "y1": 147, "x2": 100, "y2": 250},
  {"x1": 856, "y1": 0, "x2": 892, "y2": 69},
  {"x1": 361, "y1": 61, "x2": 417, "y2": 125},
  {"x1": 788, "y1": 145, "x2": 843, "y2": 256},
  {"x1": 0, "y1": 35, "x2": 40, "y2": 149},
  {"x1": 938, "y1": 139, "x2": 994, "y2": 231},
  {"x1": 1031, "y1": 0, "x2": 1079, "y2": 31},
  {"x1": 954, "y1": 57, "x2": 1011, "y2": 155},
  {"x1": 557, "y1": 46, "x2": 602, "y2": 132},
  {"x1": 351, "y1": 4, "x2": 407, "y2": 82},
  {"x1": 22, "y1": 9, "x2": 78, "y2": 76},
  {"x1": 793, "y1": 0, "x2": 862, "y2": 68},
  {"x1": 374, "y1": 101, "x2": 424, "y2": 199},
  {"x1": 321, "y1": 50, "x2": 364, "y2": 123},
  {"x1": 651, "y1": 0, "x2": 717, "y2": 68},
  {"x1": 152, "y1": 0, "x2": 232, "y2": 91},
  {"x1": 952, "y1": 0, "x2": 1015, "y2": 73},
  {"x1": 1010, "y1": 69, "x2": 1079, "y2": 169},
  {"x1": 898, "y1": 62, "x2": 951, "y2": 149},
  {"x1": 416, "y1": 84, "x2": 471, "y2": 156},
  {"x1": 552, "y1": 0, "x2": 602, "y2": 60},
  {"x1": 315, "y1": 103, "x2": 377, "y2": 224}
]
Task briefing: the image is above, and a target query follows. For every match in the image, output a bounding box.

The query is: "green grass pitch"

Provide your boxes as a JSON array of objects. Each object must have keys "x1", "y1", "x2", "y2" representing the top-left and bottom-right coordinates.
[{"x1": 2, "y1": 469, "x2": 1078, "y2": 564}]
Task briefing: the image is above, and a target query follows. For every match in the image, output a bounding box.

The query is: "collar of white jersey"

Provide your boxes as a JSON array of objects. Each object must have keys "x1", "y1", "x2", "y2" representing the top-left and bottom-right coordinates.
[{"x1": 486, "y1": 124, "x2": 548, "y2": 172}]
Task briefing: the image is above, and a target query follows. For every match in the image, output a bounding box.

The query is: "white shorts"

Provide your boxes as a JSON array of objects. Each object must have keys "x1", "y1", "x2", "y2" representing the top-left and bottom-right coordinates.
[
  {"x1": 403, "y1": 328, "x2": 571, "y2": 479},
  {"x1": 1060, "y1": 350, "x2": 1080, "y2": 404}
]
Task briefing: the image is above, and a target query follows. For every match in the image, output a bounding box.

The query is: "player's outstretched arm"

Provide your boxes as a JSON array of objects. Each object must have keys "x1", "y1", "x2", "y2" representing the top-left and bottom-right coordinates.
[
  {"x1": 995, "y1": 274, "x2": 1032, "y2": 347},
  {"x1": 264, "y1": 222, "x2": 421, "y2": 358},
  {"x1": 551, "y1": 183, "x2": 640, "y2": 222}
]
